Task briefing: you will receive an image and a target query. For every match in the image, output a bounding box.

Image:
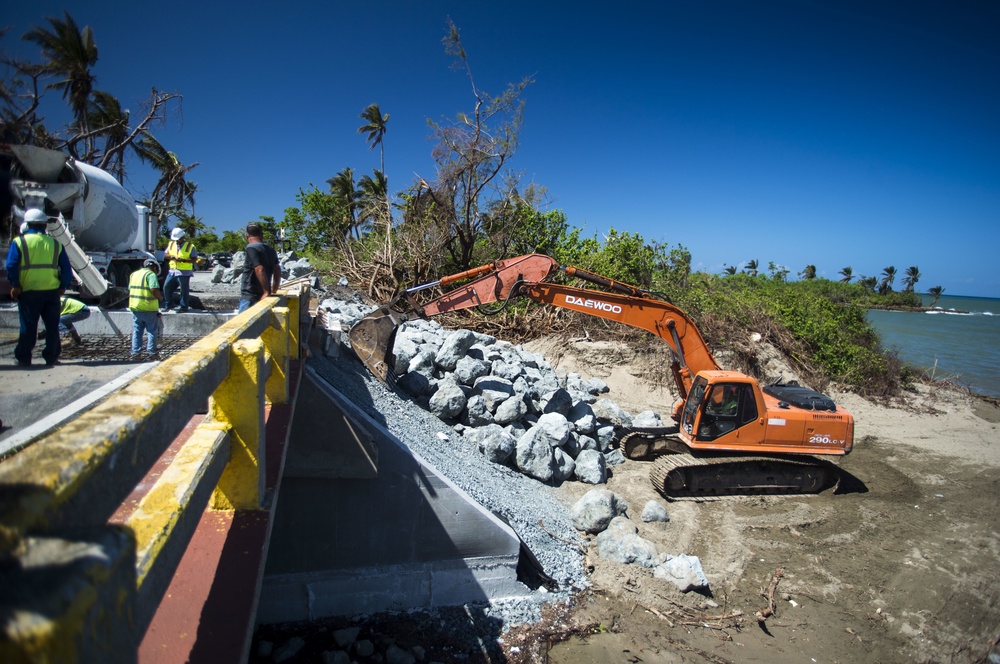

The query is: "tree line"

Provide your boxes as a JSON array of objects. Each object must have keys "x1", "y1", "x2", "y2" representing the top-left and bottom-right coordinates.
[{"x1": 723, "y1": 261, "x2": 944, "y2": 306}]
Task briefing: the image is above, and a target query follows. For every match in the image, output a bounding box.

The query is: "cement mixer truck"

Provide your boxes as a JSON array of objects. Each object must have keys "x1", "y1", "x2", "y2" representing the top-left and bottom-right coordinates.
[{"x1": 2, "y1": 144, "x2": 161, "y2": 303}]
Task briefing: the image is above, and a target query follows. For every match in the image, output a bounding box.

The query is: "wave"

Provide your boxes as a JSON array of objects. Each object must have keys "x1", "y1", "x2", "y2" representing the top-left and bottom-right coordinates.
[
  {"x1": 925, "y1": 308, "x2": 996, "y2": 317},
  {"x1": 926, "y1": 309, "x2": 973, "y2": 316}
]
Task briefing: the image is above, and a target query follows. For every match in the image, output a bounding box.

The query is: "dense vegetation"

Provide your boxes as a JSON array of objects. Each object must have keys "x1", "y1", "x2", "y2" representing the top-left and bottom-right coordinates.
[{"x1": 4, "y1": 14, "x2": 929, "y2": 398}]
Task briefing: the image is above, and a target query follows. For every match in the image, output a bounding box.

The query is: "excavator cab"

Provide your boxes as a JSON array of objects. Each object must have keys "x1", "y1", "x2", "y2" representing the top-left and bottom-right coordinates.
[{"x1": 680, "y1": 375, "x2": 761, "y2": 444}]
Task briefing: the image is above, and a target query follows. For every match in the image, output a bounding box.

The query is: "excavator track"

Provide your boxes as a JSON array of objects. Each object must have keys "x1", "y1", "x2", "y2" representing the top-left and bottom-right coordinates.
[
  {"x1": 619, "y1": 428, "x2": 839, "y2": 500},
  {"x1": 649, "y1": 453, "x2": 839, "y2": 501},
  {"x1": 619, "y1": 428, "x2": 687, "y2": 459}
]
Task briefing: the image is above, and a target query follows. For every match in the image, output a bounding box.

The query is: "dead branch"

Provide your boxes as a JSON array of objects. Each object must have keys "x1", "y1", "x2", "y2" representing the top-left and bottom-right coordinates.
[{"x1": 755, "y1": 567, "x2": 784, "y2": 624}]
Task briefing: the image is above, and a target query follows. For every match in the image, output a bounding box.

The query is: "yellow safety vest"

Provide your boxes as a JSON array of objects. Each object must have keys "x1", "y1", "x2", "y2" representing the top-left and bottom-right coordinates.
[
  {"x1": 61, "y1": 296, "x2": 86, "y2": 315},
  {"x1": 167, "y1": 240, "x2": 195, "y2": 271},
  {"x1": 14, "y1": 233, "x2": 61, "y2": 291},
  {"x1": 128, "y1": 268, "x2": 160, "y2": 312}
]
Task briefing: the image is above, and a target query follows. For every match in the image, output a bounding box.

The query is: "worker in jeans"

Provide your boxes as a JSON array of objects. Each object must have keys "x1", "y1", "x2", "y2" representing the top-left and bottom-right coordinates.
[
  {"x1": 5, "y1": 208, "x2": 72, "y2": 366},
  {"x1": 237, "y1": 223, "x2": 281, "y2": 313},
  {"x1": 129, "y1": 258, "x2": 164, "y2": 360},
  {"x1": 58, "y1": 295, "x2": 90, "y2": 345},
  {"x1": 162, "y1": 227, "x2": 197, "y2": 311}
]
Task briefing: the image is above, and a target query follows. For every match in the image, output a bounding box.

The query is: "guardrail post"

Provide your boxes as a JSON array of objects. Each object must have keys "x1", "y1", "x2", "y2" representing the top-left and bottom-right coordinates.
[
  {"x1": 263, "y1": 307, "x2": 289, "y2": 405},
  {"x1": 209, "y1": 339, "x2": 268, "y2": 510},
  {"x1": 287, "y1": 288, "x2": 303, "y2": 360}
]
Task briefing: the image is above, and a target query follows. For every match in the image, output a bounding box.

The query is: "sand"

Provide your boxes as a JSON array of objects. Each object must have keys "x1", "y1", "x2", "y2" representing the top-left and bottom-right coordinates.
[{"x1": 517, "y1": 336, "x2": 1000, "y2": 664}]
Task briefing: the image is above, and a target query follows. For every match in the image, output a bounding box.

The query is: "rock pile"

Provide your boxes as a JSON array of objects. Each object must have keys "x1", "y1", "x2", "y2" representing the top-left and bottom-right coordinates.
[
  {"x1": 212, "y1": 250, "x2": 314, "y2": 285},
  {"x1": 570, "y1": 487, "x2": 708, "y2": 593},
  {"x1": 321, "y1": 298, "x2": 674, "y2": 489},
  {"x1": 319, "y1": 293, "x2": 709, "y2": 600}
]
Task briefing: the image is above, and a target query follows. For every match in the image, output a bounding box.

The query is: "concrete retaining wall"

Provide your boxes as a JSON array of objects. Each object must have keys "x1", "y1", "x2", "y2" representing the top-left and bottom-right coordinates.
[
  {"x1": 0, "y1": 305, "x2": 233, "y2": 338},
  {"x1": 258, "y1": 367, "x2": 527, "y2": 623}
]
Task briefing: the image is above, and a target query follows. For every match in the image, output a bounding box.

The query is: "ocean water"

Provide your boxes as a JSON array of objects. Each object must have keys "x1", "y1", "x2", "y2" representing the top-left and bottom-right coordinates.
[{"x1": 866, "y1": 294, "x2": 1000, "y2": 398}]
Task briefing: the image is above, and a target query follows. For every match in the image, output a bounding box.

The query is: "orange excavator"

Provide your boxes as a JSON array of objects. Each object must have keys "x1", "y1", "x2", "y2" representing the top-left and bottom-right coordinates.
[{"x1": 349, "y1": 253, "x2": 854, "y2": 499}]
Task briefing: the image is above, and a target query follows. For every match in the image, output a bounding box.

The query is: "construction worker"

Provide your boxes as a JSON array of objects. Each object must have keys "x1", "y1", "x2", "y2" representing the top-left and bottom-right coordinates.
[
  {"x1": 162, "y1": 227, "x2": 197, "y2": 311},
  {"x1": 58, "y1": 295, "x2": 90, "y2": 345},
  {"x1": 129, "y1": 258, "x2": 164, "y2": 360},
  {"x1": 238, "y1": 222, "x2": 281, "y2": 313},
  {"x1": 5, "y1": 208, "x2": 72, "y2": 366}
]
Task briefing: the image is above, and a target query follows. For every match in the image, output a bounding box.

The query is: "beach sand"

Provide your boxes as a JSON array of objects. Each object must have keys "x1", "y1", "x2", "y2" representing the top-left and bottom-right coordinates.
[{"x1": 518, "y1": 337, "x2": 1000, "y2": 663}]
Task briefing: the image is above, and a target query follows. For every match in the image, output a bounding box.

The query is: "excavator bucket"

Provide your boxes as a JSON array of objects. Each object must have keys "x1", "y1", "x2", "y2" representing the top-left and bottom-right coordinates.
[{"x1": 348, "y1": 306, "x2": 406, "y2": 386}]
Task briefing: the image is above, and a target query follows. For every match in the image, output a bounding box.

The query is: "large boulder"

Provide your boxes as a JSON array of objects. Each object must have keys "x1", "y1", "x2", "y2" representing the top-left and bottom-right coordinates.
[
  {"x1": 460, "y1": 395, "x2": 494, "y2": 427},
  {"x1": 641, "y1": 500, "x2": 670, "y2": 523},
  {"x1": 595, "y1": 517, "x2": 658, "y2": 567},
  {"x1": 567, "y1": 402, "x2": 597, "y2": 434},
  {"x1": 397, "y1": 371, "x2": 433, "y2": 397},
  {"x1": 570, "y1": 488, "x2": 628, "y2": 534},
  {"x1": 473, "y1": 376, "x2": 516, "y2": 412},
  {"x1": 491, "y1": 359, "x2": 523, "y2": 382},
  {"x1": 541, "y1": 388, "x2": 574, "y2": 416},
  {"x1": 552, "y1": 447, "x2": 576, "y2": 483},
  {"x1": 653, "y1": 554, "x2": 709, "y2": 592},
  {"x1": 633, "y1": 410, "x2": 666, "y2": 428},
  {"x1": 465, "y1": 424, "x2": 517, "y2": 464},
  {"x1": 407, "y1": 349, "x2": 437, "y2": 377},
  {"x1": 428, "y1": 380, "x2": 467, "y2": 420},
  {"x1": 494, "y1": 395, "x2": 528, "y2": 425},
  {"x1": 592, "y1": 398, "x2": 633, "y2": 428},
  {"x1": 435, "y1": 330, "x2": 478, "y2": 372},
  {"x1": 532, "y1": 412, "x2": 572, "y2": 447},
  {"x1": 515, "y1": 430, "x2": 557, "y2": 482},
  {"x1": 574, "y1": 449, "x2": 608, "y2": 484},
  {"x1": 454, "y1": 356, "x2": 491, "y2": 386}
]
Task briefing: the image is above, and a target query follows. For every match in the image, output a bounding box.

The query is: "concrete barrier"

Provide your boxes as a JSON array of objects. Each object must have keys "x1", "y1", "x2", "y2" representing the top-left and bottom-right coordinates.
[
  {"x1": 0, "y1": 304, "x2": 234, "y2": 339},
  {"x1": 0, "y1": 288, "x2": 306, "y2": 663}
]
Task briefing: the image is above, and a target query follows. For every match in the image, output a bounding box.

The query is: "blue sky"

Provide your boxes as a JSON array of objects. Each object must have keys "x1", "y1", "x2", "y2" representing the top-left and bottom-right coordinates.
[{"x1": 5, "y1": 1, "x2": 999, "y2": 297}]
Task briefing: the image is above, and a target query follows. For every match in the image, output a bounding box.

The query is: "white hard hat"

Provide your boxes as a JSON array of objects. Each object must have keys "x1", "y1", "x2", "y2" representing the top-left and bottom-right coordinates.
[
  {"x1": 24, "y1": 209, "x2": 48, "y2": 225},
  {"x1": 170, "y1": 227, "x2": 185, "y2": 240},
  {"x1": 143, "y1": 258, "x2": 160, "y2": 275}
]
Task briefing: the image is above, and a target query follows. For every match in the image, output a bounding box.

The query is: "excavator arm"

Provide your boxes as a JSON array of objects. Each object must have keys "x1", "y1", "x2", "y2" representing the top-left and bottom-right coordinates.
[
  {"x1": 349, "y1": 253, "x2": 720, "y2": 399},
  {"x1": 517, "y1": 283, "x2": 719, "y2": 401}
]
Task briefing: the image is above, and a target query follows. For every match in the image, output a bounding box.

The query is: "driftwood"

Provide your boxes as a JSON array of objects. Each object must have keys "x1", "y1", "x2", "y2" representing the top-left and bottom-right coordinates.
[
  {"x1": 755, "y1": 567, "x2": 785, "y2": 625},
  {"x1": 646, "y1": 596, "x2": 744, "y2": 637}
]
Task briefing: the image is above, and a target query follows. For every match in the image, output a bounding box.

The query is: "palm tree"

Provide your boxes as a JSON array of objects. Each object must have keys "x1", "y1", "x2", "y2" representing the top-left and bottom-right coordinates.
[
  {"x1": 134, "y1": 133, "x2": 199, "y2": 219},
  {"x1": 901, "y1": 265, "x2": 921, "y2": 292},
  {"x1": 878, "y1": 265, "x2": 896, "y2": 294},
  {"x1": 722, "y1": 265, "x2": 737, "y2": 276},
  {"x1": 357, "y1": 103, "x2": 389, "y2": 175},
  {"x1": 358, "y1": 103, "x2": 391, "y2": 226},
  {"x1": 357, "y1": 169, "x2": 389, "y2": 232},
  {"x1": 22, "y1": 12, "x2": 98, "y2": 154},
  {"x1": 927, "y1": 285, "x2": 944, "y2": 307},
  {"x1": 858, "y1": 275, "x2": 878, "y2": 291},
  {"x1": 745, "y1": 259, "x2": 759, "y2": 277},
  {"x1": 799, "y1": 264, "x2": 817, "y2": 280},
  {"x1": 838, "y1": 266, "x2": 853, "y2": 283},
  {"x1": 326, "y1": 167, "x2": 360, "y2": 238}
]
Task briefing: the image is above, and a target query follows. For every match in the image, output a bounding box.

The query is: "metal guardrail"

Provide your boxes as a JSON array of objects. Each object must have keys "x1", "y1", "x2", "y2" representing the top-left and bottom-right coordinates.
[{"x1": 0, "y1": 284, "x2": 309, "y2": 663}]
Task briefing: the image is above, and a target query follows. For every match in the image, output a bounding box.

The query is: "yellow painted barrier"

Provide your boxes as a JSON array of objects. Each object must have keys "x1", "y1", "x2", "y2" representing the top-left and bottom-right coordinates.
[{"x1": 0, "y1": 284, "x2": 310, "y2": 662}]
